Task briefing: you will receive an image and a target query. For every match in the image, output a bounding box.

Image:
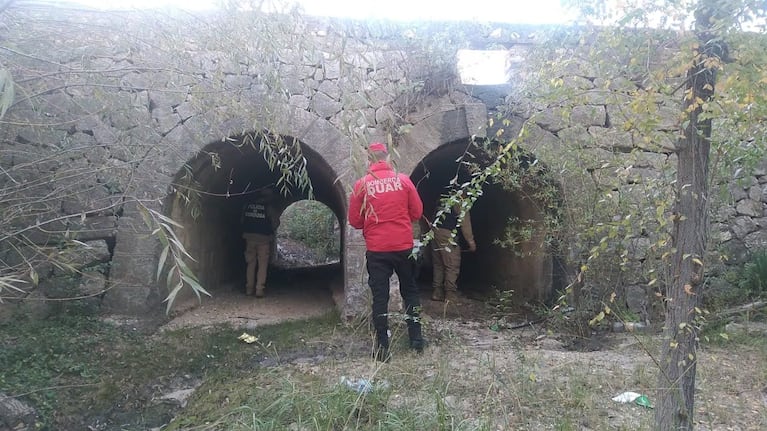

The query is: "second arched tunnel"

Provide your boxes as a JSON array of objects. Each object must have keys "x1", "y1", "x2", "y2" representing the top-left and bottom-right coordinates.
[{"x1": 165, "y1": 133, "x2": 564, "y2": 317}]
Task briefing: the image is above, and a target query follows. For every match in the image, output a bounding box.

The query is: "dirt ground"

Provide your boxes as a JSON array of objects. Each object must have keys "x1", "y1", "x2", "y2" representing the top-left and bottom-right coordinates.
[
  {"x1": 157, "y1": 277, "x2": 767, "y2": 430},
  {"x1": 161, "y1": 275, "x2": 338, "y2": 331},
  {"x1": 154, "y1": 236, "x2": 765, "y2": 430}
]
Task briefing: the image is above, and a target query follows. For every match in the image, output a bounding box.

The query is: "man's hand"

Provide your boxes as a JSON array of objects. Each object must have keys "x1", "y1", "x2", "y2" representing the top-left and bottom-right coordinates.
[{"x1": 468, "y1": 240, "x2": 477, "y2": 252}]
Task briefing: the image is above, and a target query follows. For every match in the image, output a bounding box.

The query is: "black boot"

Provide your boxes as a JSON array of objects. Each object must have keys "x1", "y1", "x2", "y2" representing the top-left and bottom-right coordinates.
[
  {"x1": 407, "y1": 320, "x2": 425, "y2": 353},
  {"x1": 374, "y1": 329, "x2": 390, "y2": 362}
]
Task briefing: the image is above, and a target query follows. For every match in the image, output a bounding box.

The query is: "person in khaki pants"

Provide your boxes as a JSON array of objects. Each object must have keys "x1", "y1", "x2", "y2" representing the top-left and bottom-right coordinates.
[
  {"x1": 241, "y1": 189, "x2": 279, "y2": 297},
  {"x1": 431, "y1": 195, "x2": 476, "y2": 302}
]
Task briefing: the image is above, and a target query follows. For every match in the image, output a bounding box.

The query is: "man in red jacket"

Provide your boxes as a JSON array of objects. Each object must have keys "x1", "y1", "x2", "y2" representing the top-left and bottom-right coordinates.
[{"x1": 348, "y1": 142, "x2": 425, "y2": 362}]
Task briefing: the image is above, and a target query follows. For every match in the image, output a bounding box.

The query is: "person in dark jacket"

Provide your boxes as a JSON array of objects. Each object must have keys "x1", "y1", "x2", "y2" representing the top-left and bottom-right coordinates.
[
  {"x1": 241, "y1": 189, "x2": 280, "y2": 297},
  {"x1": 348, "y1": 142, "x2": 425, "y2": 362},
  {"x1": 430, "y1": 186, "x2": 476, "y2": 302}
]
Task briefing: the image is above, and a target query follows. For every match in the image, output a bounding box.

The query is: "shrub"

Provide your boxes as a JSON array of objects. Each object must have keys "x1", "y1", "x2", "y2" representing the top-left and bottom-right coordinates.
[{"x1": 737, "y1": 249, "x2": 767, "y2": 300}]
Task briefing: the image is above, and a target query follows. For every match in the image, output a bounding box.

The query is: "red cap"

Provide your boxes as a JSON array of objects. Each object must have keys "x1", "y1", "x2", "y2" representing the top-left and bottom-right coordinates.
[{"x1": 369, "y1": 142, "x2": 387, "y2": 153}]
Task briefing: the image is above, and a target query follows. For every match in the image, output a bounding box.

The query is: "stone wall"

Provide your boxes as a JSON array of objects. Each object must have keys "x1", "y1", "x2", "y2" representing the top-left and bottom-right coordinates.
[
  {"x1": 0, "y1": 4, "x2": 493, "y2": 320},
  {"x1": 1, "y1": 3, "x2": 764, "y2": 322}
]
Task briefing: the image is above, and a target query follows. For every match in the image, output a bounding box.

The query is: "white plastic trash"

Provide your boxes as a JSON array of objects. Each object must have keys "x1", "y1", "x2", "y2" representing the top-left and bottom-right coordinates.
[
  {"x1": 612, "y1": 391, "x2": 642, "y2": 403},
  {"x1": 340, "y1": 376, "x2": 373, "y2": 393}
]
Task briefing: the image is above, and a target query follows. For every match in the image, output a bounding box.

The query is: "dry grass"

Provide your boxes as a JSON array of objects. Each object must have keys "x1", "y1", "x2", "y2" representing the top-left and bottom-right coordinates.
[
  {"x1": 3, "y1": 306, "x2": 765, "y2": 430},
  {"x1": 164, "y1": 316, "x2": 766, "y2": 430}
]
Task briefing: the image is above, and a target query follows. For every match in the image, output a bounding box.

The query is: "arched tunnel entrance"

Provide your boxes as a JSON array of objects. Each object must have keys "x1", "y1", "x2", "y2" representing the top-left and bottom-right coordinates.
[
  {"x1": 162, "y1": 133, "x2": 567, "y2": 327},
  {"x1": 164, "y1": 132, "x2": 346, "y2": 321},
  {"x1": 411, "y1": 138, "x2": 566, "y2": 306}
]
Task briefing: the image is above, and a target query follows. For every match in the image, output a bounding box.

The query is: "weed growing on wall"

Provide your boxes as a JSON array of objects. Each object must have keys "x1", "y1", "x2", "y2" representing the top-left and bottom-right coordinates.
[{"x1": 737, "y1": 249, "x2": 767, "y2": 300}]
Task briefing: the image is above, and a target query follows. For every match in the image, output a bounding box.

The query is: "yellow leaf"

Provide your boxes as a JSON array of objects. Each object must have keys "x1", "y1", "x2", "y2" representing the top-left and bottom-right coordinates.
[
  {"x1": 684, "y1": 284, "x2": 695, "y2": 295},
  {"x1": 609, "y1": 292, "x2": 616, "y2": 303},
  {"x1": 237, "y1": 332, "x2": 259, "y2": 344},
  {"x1": 589, "y1": 311, "x2": 605, "y2": 326},
  {"x1": 692, "y1": 258, "x2": 703, "y2": 266}
]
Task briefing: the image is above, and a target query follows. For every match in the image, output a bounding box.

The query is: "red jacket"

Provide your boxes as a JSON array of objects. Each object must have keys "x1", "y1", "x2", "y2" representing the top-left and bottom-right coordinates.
[{"x1": 348, "y1": 161, "x2": 423, "y2": 252}]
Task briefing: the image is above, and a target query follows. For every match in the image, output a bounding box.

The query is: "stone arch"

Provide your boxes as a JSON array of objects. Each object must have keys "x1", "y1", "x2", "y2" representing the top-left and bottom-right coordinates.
[
  {"x1": 103, "y1": 103, "x2": 358, "y2": 315},
  {"x1": 410, "y1": 137, "x2": 566, "y2": 304},
  {"x1": 165, "y1": 130, "x2": 347, "y2": 309}
]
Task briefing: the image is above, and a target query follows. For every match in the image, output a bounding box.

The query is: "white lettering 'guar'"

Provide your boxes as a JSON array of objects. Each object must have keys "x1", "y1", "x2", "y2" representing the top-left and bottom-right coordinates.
[{"x1": 366, "y1": 177, "x2": 403, "y2": 195}]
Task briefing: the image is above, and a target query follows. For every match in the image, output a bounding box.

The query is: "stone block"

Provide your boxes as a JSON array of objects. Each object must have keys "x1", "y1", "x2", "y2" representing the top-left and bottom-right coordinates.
[
  {"x1": 721, "y1": 239, "x2": 749, "y2": 265},
  {"x1": 463, "y1": 103, "x2": 489, "y2": 137},
  {"x1": 104, "y1": 218, "x2": 161, "y2": 314},
  {"x1": 51, "y1": 240, "x2": 111, "y2": 276},
  {"x1": 310, "y1": 92, "x2": 342, "y2": 119},
  {"x1": 61, "y1": 184, "x2": 115, "y2": 215},
  {"x1": 516, "y1": 122, "x2": 561, "y2": 154},
  {"x1": 532, "y1": 107, "x2": 569, "y2": 133},
  {"x1": 111, "y1": 105, "x2": 151, "y2": 131},
  {"x1": 152, "y1": 106, "x2": 182, "y2": 136},
  {"x1": 736, "y1": 198, "x2": 763, "y2": 218},
  {"x1": 563, "y1": 75, "x2": 596, "y2": 90},
  {"x1": 571, "y1": 105, "x2": 606, "y2": 127},
  {"x1": 224, "y1": 74, "x2": 254, "y2": 91},
  {"x1": 589, "y1": 126, "x2": 632, "y2": 151},
  {"x1": 744, "y1": 230, "x2": 767, "y2": 252},
  {"x1": 0, "y1": 289, "x2": 51, "y2": 322},
  {"x1": 624, "y1": 283, "x2": 649, "y2": 321},
  {"x1": 558, "y1": 125, "x2": 594, "y2": 149},
  {"x1": 91, "y1": 123, "x2": 119, "y2": 146},
  {"x1": 69, "y1": 216, "x2": 119, "y2": 241},
  {"x1": 0, "y1": 245, "x2": 57, "y2": 279},
  {"x1": 289, "y1": 95, "x2": 310, "y2": 110},
  {"x1": 623, "y1": 236, "x2": 652, "y2": 261},
  {"x1": 80, "y1": 272, "x2": 108, "y2": 297},
  {"x1": 317, "y1": 80, "x2": 342, "y2": 101},
  {"x1": 732, "y1": 216, "x2": 758, "y2": 240},
  {"x1": 341, "y1": 92, "x2": 371, "y2": 110},
  {"x1": 16, "y1": 128, "x2": 69, "y2": 147}
]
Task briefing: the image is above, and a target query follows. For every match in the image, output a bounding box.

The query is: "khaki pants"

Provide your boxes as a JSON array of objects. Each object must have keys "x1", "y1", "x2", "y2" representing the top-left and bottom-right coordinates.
[
  {"x1": 243, "y1": 233, "x2": 272, "y2": 292},
  {"x1": 432, "y1": 227, "x2": 461, "y2": 293}
]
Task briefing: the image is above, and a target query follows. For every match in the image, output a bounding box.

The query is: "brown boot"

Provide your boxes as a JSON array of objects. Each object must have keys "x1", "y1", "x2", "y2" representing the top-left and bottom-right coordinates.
[
  {"x1": 255, "y1": 285, "x2": 265, "y2": 298},
  {"x1": 445, "y1": 290, "x2": 463, "y2": 303},
  {"x1": 246, "y1": 285, "x2": 254, "y2": 296},
  {"x1": 431, "y1": 287, "x2": 445, "y2": 301}
]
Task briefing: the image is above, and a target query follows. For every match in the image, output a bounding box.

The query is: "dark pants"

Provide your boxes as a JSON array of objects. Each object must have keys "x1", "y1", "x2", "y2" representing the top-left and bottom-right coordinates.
[{"x1": 366, "y1": 249, "x2": 422, "y2": 348}]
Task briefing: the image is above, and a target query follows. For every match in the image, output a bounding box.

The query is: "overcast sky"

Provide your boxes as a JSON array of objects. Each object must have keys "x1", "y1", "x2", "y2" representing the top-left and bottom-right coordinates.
[{"x1": 62, "y1": 0, "x2": 576, "y2": 24}]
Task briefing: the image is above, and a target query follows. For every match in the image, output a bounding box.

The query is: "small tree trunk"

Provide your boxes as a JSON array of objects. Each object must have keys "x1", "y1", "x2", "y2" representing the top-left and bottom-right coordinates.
[{"x1": 655, "y1": 1, "x2": 725, "y2": 429}]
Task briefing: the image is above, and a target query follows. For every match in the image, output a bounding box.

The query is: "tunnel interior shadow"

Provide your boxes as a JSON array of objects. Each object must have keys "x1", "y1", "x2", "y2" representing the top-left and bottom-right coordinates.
[
  {"x1": 165, "y1": 132, "x2": 346, "y2": 308},
  {"x1": 410, "y1": 137, "x2": 566, "y2": 306}
]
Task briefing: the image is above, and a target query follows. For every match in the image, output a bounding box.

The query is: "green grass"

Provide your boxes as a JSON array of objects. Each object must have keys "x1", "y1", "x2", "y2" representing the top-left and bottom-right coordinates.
[
  {"x1": 0, "y1": 310, "x2": 345, "y2": 430},
  {"x1": 2, "y1": 306, "x2": 765, "y2": 430}
]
